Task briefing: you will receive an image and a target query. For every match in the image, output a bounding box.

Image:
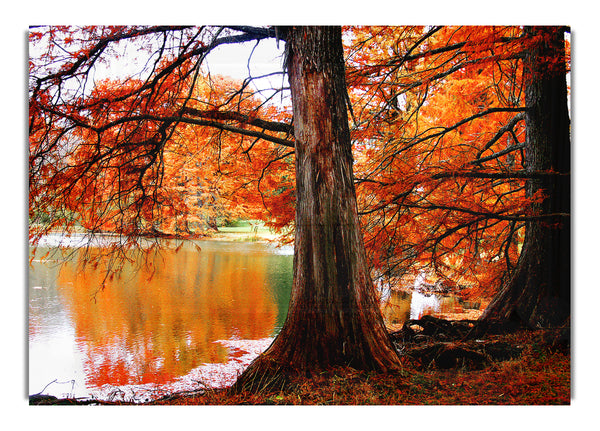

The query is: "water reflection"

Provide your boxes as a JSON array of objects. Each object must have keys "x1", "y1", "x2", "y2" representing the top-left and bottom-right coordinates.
[
  {"x1": 381, "y1": 289, "x2": 483, "y2": 328},
  {"x1": 29, "y1": 240, "x2": 292, "y2": 400}
]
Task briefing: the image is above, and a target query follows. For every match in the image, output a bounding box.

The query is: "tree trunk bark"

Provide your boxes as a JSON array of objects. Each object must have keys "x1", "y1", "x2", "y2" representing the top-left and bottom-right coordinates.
[
  {"x1": 233, "y1": 26, "x2": 401, "y2": 391},
  {"x1": 481, "y1": 26, "x2": 571, "y2": 328}
]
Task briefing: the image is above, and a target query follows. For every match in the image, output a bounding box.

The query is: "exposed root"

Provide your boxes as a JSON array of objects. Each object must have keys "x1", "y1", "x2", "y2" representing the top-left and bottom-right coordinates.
[
  {"x1": 389, "y1": 315, "x2": 524, "y2": 345},
  {"x1": 388, "y1": 315, "x2": 569, "y2": 370},
  {"x1": 230, "y1": 346, "x2": 403, "y2": 395}
]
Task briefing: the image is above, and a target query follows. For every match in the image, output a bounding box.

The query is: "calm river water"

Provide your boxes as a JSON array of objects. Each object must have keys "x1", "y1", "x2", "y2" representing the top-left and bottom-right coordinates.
[{"x1": 28, "y1": 235, "x2": 481, "y2": 402}]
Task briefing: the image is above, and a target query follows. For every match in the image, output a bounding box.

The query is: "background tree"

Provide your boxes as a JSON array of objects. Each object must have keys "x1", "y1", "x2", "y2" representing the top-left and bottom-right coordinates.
[{"x1": 480, "y1": 26, "x2": 571, "y2": 327}]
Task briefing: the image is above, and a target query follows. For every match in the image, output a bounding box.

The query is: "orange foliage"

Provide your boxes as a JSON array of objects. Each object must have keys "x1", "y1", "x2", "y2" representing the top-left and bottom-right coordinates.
[
  {"x1": 343, "y1": 26, "x2": 565, "y2": 297},
  {"x1": 29, "y1": 26, "x2": 570, "y2": 300}
]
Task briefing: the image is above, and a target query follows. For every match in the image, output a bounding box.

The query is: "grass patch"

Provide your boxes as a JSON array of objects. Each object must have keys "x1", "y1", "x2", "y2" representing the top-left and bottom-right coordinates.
[
  {"x1": 217, "y1": 226, "x2": 271, "y2": 234},
  {"x1": 209, "y1": 222, "x2": 278, "y2": 242}
]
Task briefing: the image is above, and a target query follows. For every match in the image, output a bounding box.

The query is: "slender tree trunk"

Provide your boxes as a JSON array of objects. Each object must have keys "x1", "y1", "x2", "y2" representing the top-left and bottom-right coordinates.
[
  {"x1": 481, "y1": 26, "x2": 570, "y2": 328},
  {"x1": 234, "y1": 26, "x2": 401, "y2": 391}
]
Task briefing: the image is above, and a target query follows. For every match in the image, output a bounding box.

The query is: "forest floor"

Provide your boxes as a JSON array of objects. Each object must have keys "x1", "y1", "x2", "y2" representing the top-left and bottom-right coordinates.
[{"x1": 143, "y1": 325, "x2": 569, "y2": 406}]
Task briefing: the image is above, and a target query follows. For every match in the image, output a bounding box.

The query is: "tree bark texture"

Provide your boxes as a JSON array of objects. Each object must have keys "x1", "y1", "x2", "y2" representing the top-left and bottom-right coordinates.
[
  {"x1": 481, "y1": 27, "x2": 571, "y2": 328},
  {"x1": 234, "y1": 26, "x2": 401, "y2": 390}
]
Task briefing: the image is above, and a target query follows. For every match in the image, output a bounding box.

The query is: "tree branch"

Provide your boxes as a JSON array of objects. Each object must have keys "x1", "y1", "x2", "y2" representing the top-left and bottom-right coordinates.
[
  {"x1": 181, "y1": 107, "x2": 293, "y2": 135},
  {"x1": 390, "y1": 107, "x2": 527, "y2": 157},
  {"x1": 430, "y1": 170, "x2": 568, "y2": 180},
  {"x1": 400, "y1": 202, "x2": 570, "y2": 222},
  {"x1": 470, "y1": 143, "x2": 527, "y2": 166},
  {"x1": 174, "y1": 116, "x2": 295, "y2": 148},
  {"x1": 473, "y1": 112, "x2": 526, "y2": 162}
]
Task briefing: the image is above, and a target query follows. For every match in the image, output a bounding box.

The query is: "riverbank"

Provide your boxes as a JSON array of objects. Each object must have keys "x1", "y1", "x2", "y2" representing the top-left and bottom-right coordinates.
[
  {"x1": 205, "y1": 225, "x2": 283, "y2": 243},
  {"x1": 30, "y1": 223, "x2": 285, "y2": 244},
  {"x1": 31, "y1": 325, "x2": 569, "y2": 406}
]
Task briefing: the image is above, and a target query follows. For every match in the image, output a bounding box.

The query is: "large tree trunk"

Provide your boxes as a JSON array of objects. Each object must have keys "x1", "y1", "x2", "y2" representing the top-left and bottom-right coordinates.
[
  {"x1": 481, "y1": 26, "x2": 571, "y2": 328},
  {"x1": 233, "y1": 26, "x2": 401, "y2": 391}
]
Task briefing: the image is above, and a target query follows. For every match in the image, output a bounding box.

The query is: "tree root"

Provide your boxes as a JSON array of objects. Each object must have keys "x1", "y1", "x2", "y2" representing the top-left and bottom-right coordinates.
[
  {"x1": 389, "y1": 315, "x2": 523, "y2": 344},
  {"x1": 400, "y1": 340, "x2": 524, "y2": 370},
  {"x1": 389, "y1": 315, "x2": 527, "y2": 370}
]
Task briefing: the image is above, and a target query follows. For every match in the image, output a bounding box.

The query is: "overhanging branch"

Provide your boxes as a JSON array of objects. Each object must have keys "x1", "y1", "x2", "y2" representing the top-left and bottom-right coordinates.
[
  {"x1": 175, "y1": 115, "x2": 295, "y2": 148},
  {"x1": 181, "y1": 107, "x2": 293, "y2": 135}
]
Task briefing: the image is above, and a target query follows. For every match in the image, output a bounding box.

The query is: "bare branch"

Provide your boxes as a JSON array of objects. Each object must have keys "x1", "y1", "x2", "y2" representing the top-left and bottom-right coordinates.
[
  {"x1": 472, "y1": 112, "x2": 526, "y2": 163},
  {"x1": 181, "y1": 107, "x2": 293, "y2": 135}
]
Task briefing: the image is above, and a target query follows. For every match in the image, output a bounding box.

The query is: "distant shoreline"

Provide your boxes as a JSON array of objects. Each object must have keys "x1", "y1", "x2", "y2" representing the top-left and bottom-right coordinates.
[{"x1": 30, "y1": 225, "x2": 287, "y2": 244}]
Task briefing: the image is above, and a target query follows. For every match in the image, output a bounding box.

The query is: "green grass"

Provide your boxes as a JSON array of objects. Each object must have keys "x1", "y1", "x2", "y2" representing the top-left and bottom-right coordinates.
[
  {"x1": 212, "y1": 223, "x2": 277, "y2": 242},
  {"x1": 217, "y1": 225, "x2": 271, "y2": 234}
]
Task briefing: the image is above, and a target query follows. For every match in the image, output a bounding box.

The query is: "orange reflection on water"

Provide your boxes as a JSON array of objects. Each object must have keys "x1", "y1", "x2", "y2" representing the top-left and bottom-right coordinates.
[{"x1": 56, "y1": 243, "x2": 280, "y2": 389}]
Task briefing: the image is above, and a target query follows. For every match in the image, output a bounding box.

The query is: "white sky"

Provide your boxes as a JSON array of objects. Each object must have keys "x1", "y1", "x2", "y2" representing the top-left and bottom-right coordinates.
[
  {"x1": 50, "y1": 27, "x2": 290, "y2": 108},
  {"x1": 204, "y1": 37, "x2": 288, "y2": 104}
]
